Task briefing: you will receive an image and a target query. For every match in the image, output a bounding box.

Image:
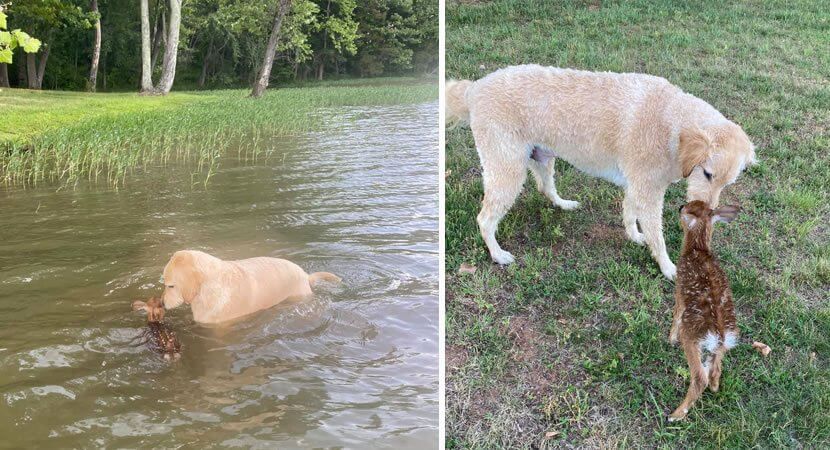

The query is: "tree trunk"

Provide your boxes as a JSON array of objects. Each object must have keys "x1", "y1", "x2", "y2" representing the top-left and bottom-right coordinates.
[
  {"x1": 150, "y1": 10, "x2": 165, "y2": 71},
  {"x1": 36, "y1": 44, "x2": 50, "y2": 88},
  {"x1": 250, "y1": 0, "x2": 291, "y2": 98},
  {"x1": 140, "y1": 0, "x2": 153, "y2": 92},
  {"x1": 155, "y1": 0, "x2": 182, "y2": 94},
  {"x1": 88, "y1": 0, "x2": 101, "y2": 92},
  {"x1": 0, "y1": 64, "x2": 9, "y2": 88},
  {"x1": 26, "y1": 53, "x2": 37, "y2": 89},
  {"x1": 317, "y1": 0, "x2": 330, "y2": 81},
  {"x1": 197, "y1": 37, "x2": 213, "y2": 88},
  {"x1": 17, "y1": 49, "x2": 27, "y2": 87}
]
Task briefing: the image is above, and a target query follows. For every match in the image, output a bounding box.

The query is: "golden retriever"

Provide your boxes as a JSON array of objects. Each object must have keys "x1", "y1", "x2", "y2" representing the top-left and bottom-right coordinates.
[
  {"x1": 160, "y1": 250, "x2": 340, "y2": 324},
  {"x1": 446, "y1": 65, "x2": 756, "y2": 279}
]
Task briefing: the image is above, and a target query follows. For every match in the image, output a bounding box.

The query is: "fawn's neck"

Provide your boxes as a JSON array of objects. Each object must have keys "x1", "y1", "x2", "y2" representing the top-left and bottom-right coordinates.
[{"x1": 681, "y1": 230, "x2": 711, "y2": 256}]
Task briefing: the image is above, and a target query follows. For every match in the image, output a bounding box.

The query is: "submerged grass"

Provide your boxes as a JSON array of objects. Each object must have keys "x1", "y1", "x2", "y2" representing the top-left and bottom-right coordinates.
[
  {"x1": 0, "y1": 78, "x2": 436, "y2": 185},
  {"x1": 446, "y1": 0, "x2": 829, "y2": 448}
]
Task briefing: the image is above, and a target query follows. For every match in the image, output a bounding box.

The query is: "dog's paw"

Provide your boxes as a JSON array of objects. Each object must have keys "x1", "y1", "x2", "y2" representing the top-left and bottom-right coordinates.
[
  {"x1": 661, "y1": 262, "x2": 677, "y2": 280},
  {"x1": 491, "y1": 249, "x2": 515, "y2": 265},
  {"x1": 555, "y1": 199, "x2": 580, "y2": 210}
]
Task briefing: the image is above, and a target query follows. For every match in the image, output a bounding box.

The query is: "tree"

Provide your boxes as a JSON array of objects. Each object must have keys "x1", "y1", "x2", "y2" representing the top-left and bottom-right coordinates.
[
  {"x1": 154, "y1": 0, "x2": 181, "y2": 94},
  {"x1": 0, "y1": 9, "x2": 42, "y2": 88},
  {"x1": 251, "y1": 0, "x2": 291, "y2": 98},
  {"x1": 139, "y1": 0, "x2": 152, "y2": 92},
  {"x1": 352, "y1": 0, "x2": 422, "y2": 77},
  {"x1": 6, "y1": 1, "x2": 91, "y2": 89},
  {"x1": 87, "y1": 0, "x2": 101, "y2": 91},
  {"x1": 312, "y1": 0, "x2": 357, "y2": 80}
]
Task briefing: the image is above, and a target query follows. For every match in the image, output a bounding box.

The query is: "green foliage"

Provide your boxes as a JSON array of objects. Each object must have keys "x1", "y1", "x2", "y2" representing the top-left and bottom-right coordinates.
[
  {"x1": 0, "y1": 11, "x2": 42, "y2": 64},
  {"x1": 3, "y1": 0, "x2": 436, "y2": 90}
]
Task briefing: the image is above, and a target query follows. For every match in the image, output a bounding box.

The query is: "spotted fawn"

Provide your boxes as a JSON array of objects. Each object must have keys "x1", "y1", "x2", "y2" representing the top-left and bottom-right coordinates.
[{"x1": 132, "y1": 297, "x2": 181, "y2": 360}]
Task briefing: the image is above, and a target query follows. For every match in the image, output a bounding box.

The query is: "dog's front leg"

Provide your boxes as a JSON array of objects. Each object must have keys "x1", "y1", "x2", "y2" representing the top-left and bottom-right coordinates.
[{"x1": 626, "y1": 186, "x2": 676, "y2": 279}]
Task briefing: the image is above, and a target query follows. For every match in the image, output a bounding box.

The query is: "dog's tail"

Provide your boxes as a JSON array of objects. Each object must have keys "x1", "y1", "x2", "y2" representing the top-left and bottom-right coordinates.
[
  {"x1": 446, "y1": 79, "x2": 473, "y2": 126},
  {"x1": 309, "y1": 271, "x2": 341, "y2": 285}
]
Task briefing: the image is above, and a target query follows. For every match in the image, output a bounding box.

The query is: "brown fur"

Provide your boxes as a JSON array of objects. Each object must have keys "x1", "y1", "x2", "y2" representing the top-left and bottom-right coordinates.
[
  {"x1": 668, "y1": 200, "x2": 740, "y2": 421},
  {"x1": 132, "y1": 297, "x2": 181, "y2": 360}
]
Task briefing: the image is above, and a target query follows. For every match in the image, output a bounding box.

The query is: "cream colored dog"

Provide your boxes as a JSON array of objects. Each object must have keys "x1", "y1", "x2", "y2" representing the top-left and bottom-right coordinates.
[
  {"x1": 160, "y1": 250, "x2": 340, "y2": 324},
  {"x1": 446, "y1": 65, "x2": 756, "y2": 279}
]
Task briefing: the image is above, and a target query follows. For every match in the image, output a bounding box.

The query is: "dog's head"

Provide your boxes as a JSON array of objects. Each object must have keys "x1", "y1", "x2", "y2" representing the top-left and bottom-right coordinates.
[
  {"x1": 680, "y1": 123, "x2": 756, "y2": 207},
  {"x1": 161, "y1": 250, "x2": 206, "y2": 310},
  {"x1": 133, "y1": 296, "x2": 165, "y2": 322},
  {"x1": 679, "y1": 200, "x2": 741, "y2": 249}
]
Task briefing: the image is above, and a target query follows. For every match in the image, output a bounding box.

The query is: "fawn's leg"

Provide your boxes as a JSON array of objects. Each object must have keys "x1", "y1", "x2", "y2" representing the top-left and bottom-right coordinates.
[
  {"x1": 708, "y1": 348, "x2": 726, "y2": 392},
  {"x1": 669, "y1": 292, "x2": 684, "y2": 345},
  {"x1": 669, "y1": 340, "x2": 708, "y2": 421}
]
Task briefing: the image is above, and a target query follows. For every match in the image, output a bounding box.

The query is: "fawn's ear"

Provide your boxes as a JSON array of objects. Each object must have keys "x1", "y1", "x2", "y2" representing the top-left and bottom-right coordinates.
[
  {"x1": 712, "y1": 205, "x2": 741, "y2": 224},
  {"x1": 679, "y1": 127, "x2": 713, "y2": 178},
  {"x1": 132, "y1": 300, "x2": 148, "y2": 312}
]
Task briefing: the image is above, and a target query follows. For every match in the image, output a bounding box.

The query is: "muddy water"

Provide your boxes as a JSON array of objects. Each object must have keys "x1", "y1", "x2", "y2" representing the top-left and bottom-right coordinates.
[{"x1": 0, "y1": 102, "x2": 438, "y2": 448}]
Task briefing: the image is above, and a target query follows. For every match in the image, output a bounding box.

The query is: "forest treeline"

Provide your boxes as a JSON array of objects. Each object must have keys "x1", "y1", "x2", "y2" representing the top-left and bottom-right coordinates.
[{"x1": 0, "y1": 0, "x2": 437, "y2": 93}]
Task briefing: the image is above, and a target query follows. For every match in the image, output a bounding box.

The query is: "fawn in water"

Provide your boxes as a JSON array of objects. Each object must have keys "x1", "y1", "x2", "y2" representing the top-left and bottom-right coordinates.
[
  {"x1": 132, "y1": 297, "x2": 182, "y2": 360},
  {"x1": 668, "y1": 200, "x2": 742, "y2": 421}
]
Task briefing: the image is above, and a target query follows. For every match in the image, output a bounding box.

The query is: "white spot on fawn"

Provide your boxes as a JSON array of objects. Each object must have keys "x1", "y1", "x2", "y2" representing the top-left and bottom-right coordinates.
[
  {"x1": 701, "y1": 332, "x2": 719, "y2": 353},
  {"x1": 723, "y1": 331, "x2": 739, "y2": 349}
]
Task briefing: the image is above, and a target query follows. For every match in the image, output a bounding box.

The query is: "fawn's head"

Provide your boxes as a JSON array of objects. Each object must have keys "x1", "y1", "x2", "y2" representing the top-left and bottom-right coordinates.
[
  {"x1": 132, "y1": 297, "x2": 166, "y2": 322},
  {"x1": 679, "y1": 200, "x2": 741, "y2": 252}
]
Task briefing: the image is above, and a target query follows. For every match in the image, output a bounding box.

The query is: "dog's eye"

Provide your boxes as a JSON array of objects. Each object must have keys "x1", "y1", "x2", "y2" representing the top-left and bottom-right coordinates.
[{"x1": 703, "y1": 169, "x2": 713, "y2": 181}]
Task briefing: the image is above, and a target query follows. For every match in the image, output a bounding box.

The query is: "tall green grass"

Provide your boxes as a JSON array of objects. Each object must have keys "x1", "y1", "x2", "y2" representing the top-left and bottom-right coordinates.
[{"x1": 0, "y1": 80, "x2": 436, "y2": 185}]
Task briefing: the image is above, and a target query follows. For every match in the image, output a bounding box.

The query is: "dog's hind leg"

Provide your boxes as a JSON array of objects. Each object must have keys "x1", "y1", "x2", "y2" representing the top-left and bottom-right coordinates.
[
  {"x1": 529, "y1": 146, "x2": 579, "y2": 210},
  {"x1": 475, "y1": 129, "x2": 528, "y2": 265}
]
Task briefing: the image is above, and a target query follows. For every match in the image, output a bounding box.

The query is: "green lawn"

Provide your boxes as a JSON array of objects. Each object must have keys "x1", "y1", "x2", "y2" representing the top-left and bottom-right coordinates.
[
  {"x1": 445, "y1": 1, "x2": 829, "y2": 448},
  {"x1": 0, "y1": 77, "x2": 436, "y2": 185}
]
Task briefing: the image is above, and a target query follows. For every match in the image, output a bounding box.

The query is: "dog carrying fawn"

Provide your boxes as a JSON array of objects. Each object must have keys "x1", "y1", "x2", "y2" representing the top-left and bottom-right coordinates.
[{"x1": 668, "y1": 200, "x2": 742, "y2": 421}]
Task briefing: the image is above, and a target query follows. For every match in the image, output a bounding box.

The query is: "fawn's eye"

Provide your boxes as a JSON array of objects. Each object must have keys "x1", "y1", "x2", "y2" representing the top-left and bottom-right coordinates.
[
  {"x1": 166, "y1": 285, "x2": 174, "y2": 289},
  {"x1": 703, "y1": 169, "x2": 713, "y2": 181}
]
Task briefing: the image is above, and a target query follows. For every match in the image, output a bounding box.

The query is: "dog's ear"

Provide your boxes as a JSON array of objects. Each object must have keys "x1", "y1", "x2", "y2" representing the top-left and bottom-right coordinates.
[
  {"x1": 679, "y1": 127, "x2": 713, "y2": 178},
  {"x1": 712, "y1": 205, "x2": 741, "y2": 224}
]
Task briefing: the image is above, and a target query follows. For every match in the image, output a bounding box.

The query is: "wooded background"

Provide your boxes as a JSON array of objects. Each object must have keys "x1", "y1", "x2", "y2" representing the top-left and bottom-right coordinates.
[{"x1": 0, "y1": 0, "x2": 437, "y2": 92}]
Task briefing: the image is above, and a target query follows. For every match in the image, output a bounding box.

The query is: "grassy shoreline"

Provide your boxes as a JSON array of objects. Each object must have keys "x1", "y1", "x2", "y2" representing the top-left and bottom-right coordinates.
[
  {"x1": 446, "y1": 0, "x2": 828, "y2": 448},
  {"x1": 0, "y1": 78, "x2": 437, "y2": 185}
]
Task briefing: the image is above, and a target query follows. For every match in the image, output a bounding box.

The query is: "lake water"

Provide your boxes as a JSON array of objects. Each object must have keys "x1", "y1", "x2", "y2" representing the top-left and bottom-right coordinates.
[{"x1": 0, "y1": 102, "x2": 439, "y2": 448}]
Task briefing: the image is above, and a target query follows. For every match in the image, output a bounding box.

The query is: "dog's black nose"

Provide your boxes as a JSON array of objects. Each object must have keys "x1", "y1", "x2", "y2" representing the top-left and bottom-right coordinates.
[{"x1": 678, "y1": 204, "x2": 684, "y2": 213}]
